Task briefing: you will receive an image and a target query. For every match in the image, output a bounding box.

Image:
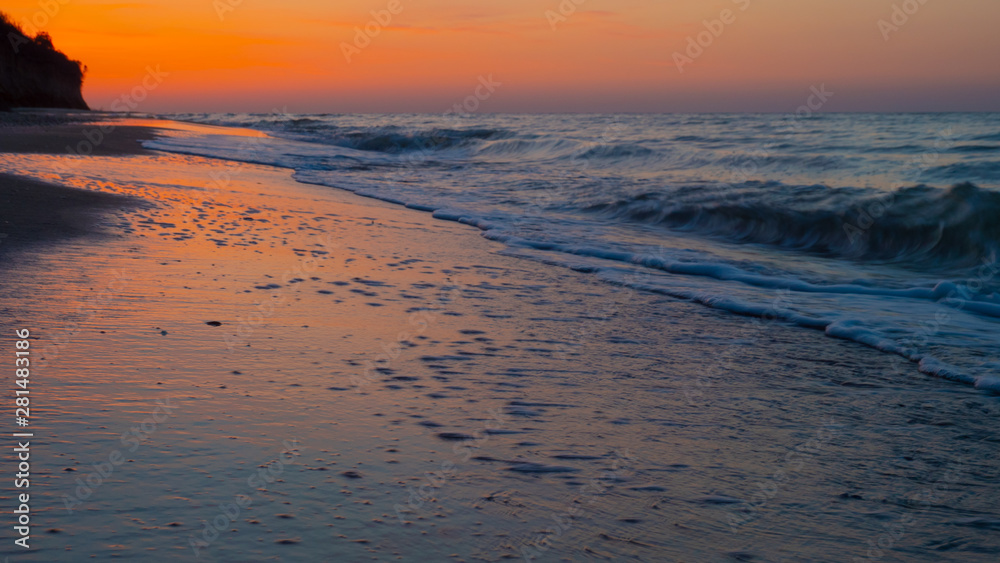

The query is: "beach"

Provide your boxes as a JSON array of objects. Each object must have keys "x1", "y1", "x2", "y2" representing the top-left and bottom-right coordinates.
[{"x1": 0, "y1": 114, "x2": 998, "y2": 562}]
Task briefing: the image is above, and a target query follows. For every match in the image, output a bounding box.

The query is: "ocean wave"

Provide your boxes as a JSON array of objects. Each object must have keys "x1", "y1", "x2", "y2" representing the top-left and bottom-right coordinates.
[
  {"x1": 921, "y1": 161, "x2": 1000, "y2": 181},
  {"x1": 949, "y1": 144, "x2": 1000, "y2": 153},
  {"x1": 581, "y1": 182, "x2": 1000, "y2": 272},
  {"x1": 720, "y1": 153, "x2": 849, "y2": 170},
  {"x1": 673, "y1": 134, "x2": 715, "y2": 143},
  {"x1": 473, "y1": 137, "x2": 582, "y2": 159},
  {"x1": 333, "y1": 128, "x2": 508, "y2": 153},
  {"x1": 575, "y1": 143, "x2": 656, "y2": 160}
]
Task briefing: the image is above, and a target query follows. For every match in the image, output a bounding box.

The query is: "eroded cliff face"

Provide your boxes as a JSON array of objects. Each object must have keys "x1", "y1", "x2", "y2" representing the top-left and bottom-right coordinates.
[{"x1": 0, "y1": 13, "x2": 88, "y2": 110}]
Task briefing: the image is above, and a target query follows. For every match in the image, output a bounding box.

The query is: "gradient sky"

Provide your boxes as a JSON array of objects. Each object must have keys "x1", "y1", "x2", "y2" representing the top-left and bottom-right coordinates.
[{"x1": 6, "y1": 0, "x2": 1000, "y2": 112}]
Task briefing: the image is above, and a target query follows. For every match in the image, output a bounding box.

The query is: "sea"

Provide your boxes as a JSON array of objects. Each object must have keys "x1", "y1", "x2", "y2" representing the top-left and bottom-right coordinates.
[{"x1": 149, "y1": 112, "x2": 1000, "y2": 393}]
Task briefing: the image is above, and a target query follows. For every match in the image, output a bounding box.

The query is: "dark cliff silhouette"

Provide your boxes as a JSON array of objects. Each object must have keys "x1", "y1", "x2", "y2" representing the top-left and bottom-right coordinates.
[{"x1": 0, "y1": 12, "x2": 88, "y2": 110}]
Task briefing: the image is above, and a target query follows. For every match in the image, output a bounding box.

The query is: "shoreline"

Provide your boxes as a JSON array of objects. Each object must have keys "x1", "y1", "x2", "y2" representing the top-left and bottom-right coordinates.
[{"x1": 0, "y1": 115, "x2": 997, "y2": 562}]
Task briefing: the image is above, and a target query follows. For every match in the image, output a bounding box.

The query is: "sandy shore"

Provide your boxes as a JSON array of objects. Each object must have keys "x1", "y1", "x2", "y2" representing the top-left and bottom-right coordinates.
[
  {"x1": 0, "y1": 124, "x2": 157, "y2": 156},
  {"x1": 0, "y1": 111, "x2": 157, "y2": 155},
  {"x1": 0, "y1": 112, "x2": 149, "y2": 255},
  {"x1": 0, "y1": 173, "x2": 139, "y2": 256},
  {"x1": 0, "y1": 116, "x2": 996, "y2": 562}
]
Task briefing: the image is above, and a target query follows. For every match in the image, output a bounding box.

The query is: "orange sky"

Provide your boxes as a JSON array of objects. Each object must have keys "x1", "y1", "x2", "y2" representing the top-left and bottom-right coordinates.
[{"x1": 5, "y1": 0, "x2": 1000, "y2": 112}]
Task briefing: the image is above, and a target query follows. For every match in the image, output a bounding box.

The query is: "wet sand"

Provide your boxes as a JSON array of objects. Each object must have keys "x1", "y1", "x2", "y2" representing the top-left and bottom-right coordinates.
[
  {"x1": 0, "y1": 113, "x2": 150, "y2": 255},
  {"x1": 0, "y1": 124, "x2": 158, "y2": 156},
  {"x1": 0, "y1": 111, "x2": 156, "y2": 156},
  {"x1": 0, "y1": 173, "x2": 138, "y2": 256},
  {"x1": 0, "y1": 118, "x2": 997, "y2": 562}
]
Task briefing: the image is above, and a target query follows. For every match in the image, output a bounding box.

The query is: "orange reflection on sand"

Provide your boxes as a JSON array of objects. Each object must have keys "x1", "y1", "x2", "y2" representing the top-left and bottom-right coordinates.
[{"x1": 102, "y1": 118, "x2": 270, "y2": 139}]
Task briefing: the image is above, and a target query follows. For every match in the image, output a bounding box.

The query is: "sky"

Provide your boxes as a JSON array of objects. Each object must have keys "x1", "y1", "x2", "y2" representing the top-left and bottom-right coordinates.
[{"x1": 5, "y1": 0, "x2": 1000, "y2": 113}]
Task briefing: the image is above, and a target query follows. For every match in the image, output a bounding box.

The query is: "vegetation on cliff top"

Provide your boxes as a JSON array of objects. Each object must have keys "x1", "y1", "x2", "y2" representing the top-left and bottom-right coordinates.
[{"x1": 0, "y1": 11, "x2": 88, "y2": 110}]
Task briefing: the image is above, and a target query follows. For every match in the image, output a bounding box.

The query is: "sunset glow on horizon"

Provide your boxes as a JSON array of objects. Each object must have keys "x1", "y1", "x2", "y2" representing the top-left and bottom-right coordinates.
[{"x1": 5, "y1": 0, "x2": 1000, "y2": 113}]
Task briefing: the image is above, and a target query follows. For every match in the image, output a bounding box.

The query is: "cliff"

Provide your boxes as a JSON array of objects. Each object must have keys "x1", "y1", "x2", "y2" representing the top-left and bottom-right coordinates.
[{"x1": 0, "y1": 12, "x2": 88, "y2": 110}]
